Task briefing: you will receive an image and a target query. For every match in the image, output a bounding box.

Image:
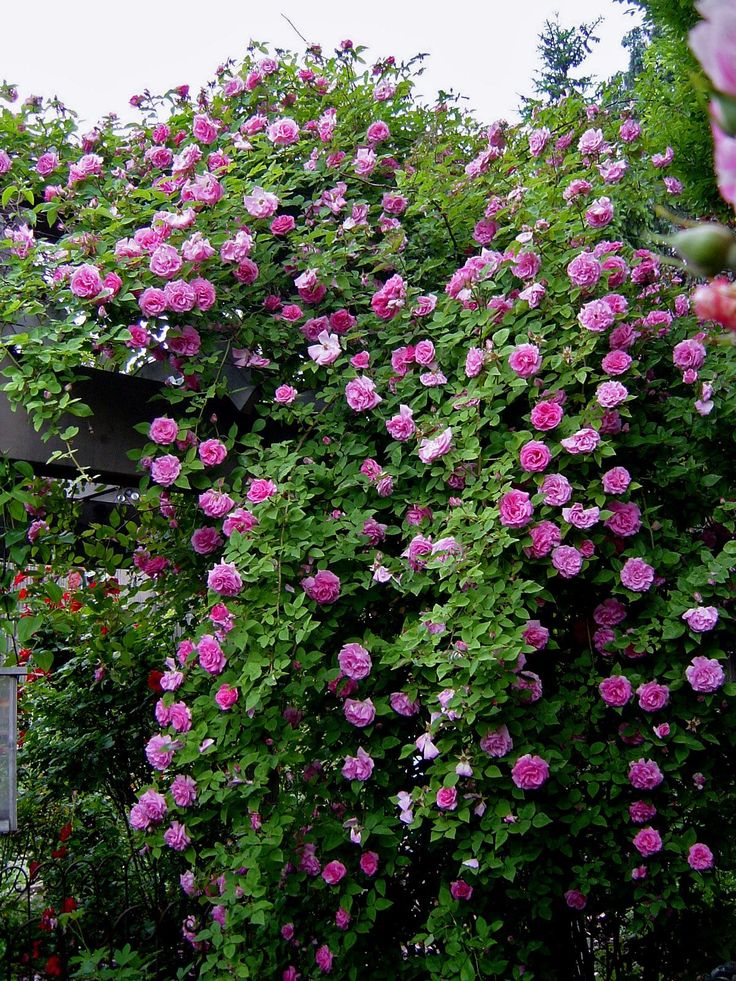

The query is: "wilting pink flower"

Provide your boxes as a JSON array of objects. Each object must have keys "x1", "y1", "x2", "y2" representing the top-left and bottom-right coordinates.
[{"x1": 342, "y1": 747, "x2": 374, "y2": 781}]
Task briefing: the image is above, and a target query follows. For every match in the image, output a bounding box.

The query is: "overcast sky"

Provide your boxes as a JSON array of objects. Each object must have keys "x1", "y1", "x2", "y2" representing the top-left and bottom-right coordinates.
[{"x1": 3, "y1": 0, "x2": 641, "y2": 127}]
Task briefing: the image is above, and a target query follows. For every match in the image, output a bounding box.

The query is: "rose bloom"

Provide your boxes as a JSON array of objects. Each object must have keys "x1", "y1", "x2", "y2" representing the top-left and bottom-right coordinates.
[
  {"x1": 562, "y1": 503, "x2": 600, "y2": 530},
  {"x1": 602, "y1": 350, "x2": 633, "y2": 376},
  {"x1": 561, "y1": 429, "x2": 600, "y2": 455},
  {"x1": 585, "y1": 196, "x2": 614, "y2": 228},
  {"x1": 198, "y1": 439, "x2": 227, "y2": 467},
  {"x1": 344, "y1": 698, "x2": 375, "y2": 728},
  {"x1": 688, "y1": 843, "x2": 714, "y2": 871},
  {"x1": 322, "y1": 860, "x2": 347, "y2": 885},
  {"x1": 247, "y1": 479, "x2": 278, "y2": 504},
  {"x1": 450, "y1": 880, "x2": 474, "y2": 901},
  {"x1": 596, "y1": 381, "x2": 628, "y2": 408},
  {"x1": 360, "y1": 851, "x2": 379, "y2": 876},
  {"x1": 223, "y1": 508, "x2": 258, "y2": 537},
  {"x1": 541, "y1": 473, "x2": 573, "y2": 506},
  {"x1": 151, "y1": 455, "x2": 181, "y2": 487},
  {"x1": 139, "y1": 287, "x2": 168, "y2": 317},
  {"x1": 243, "y1": 185, "x2": 279, "y2": 218},
  {"x1": 275, "y1": 384, "x2": 298, "y2": 405},
  {"x1": 386, "y1": 404, "x2": 416, "y2": 441},
  {"x1": 530, "y1": 400, "x2": 563, "y2": 431},
  {"x1": 599, "y1": 674, "x2": 633, "y2": 707},
  {"x1": 207, "y1": 562, "x2": 242, "y2": 596},
  {"x1": 633, "y1": 827, "x2": 663, "y2": 857},
  {"x1": 551, "y1": 545, "x2": 583, "y2": 578},
  {"x1": 511, "y1": 754, "x2": 550, "y2": 790},
  {"x1": 342, "y1": 747, "x2": 374, "y2": 781},
  {"x1": 685, "y1": 655, "x2": 725, "y2": 693},
  {"x1": 481, "y1": 725, "x2": 514, "y2": 758},
  {"x1": 605, "y1": 501, "x2": 641, "y2": 537},
  {"x1": 602, "y1": 467, "x2": 631, "y2": 495},
  {"x1": 682, "y1": 606, "x2": 718, "y2": 633},
  {"x1": 171, "y1": 774, "x2": 197, "y2": 807},
  {"x1": 630, "y1": 801, "x2": 657, "y2": 824},
  {"x1": 197, "y1": 634, "x2": 227, "y2": 674},
  {"x1": 418, "y1": 428, "x2": 453, "y2": 464},
  {"x1": 620, "y1": 557, "x2": 655, "y2": 592},
  {"x1": 523, "y1": 620, "x2": 549, "y2": 650},
  {"x1": 215, "y1": 684, "x2": 238, "y2": 710},
  {"x1": 564, "y1": 890, "x2": 587, "y2": 911},
  {"x1": 191, "y1": 527, "x2": 223, "y2": 555},
  {"x1": 338, "y1": 643, "x2": 372, "y2": 680},
  {"x1": 637, "y1": 681, "x2": 670, "y2": 712},
  {"x1": 499, "y1": 489, "x2": 534, "y2": 528},
  {"x1": 70, "y1": 264, "x2": 104, "y2": 299},
  {"x1": 508, "y1": 343, "x2": 542, "y2": 378},
  {"x1": 628, "y1": 758, "x2": 664, "y2": 791},
  {"x1": 267, "y1": 118, "x2": 300, "y2": 145},
  {"x1": 345, "y1": 377, "x2": 382, "y2": 412},
  {"x1": 567, "y1": 252, "x2": 601, "y2": 287},
  {"x1": 519, "y1": 440, "x2": 551, "y2": 473},
  {"x1": 164, "y1": 821, "x2": 190, "y2": 852},
  {"x1": 673, "y1": 338, "x2": 706, "y2": 370},
  {"x1": 436, "y1": 786, "x2": 458, "y2": 810},
  {"x1": 526, "y1": 520, "x2": 561, "y2": 559},
  {"x1": 693, "y1": 278, "x2": 736, "y2": 332},
  {"x1": 390, "y1": 692, "x2": 420, "y2": 716},
  {"x1": 199, "y1": 490, "x2": 235, "y2": 518},
  {"x1": 302, "y1": 569, "x2": 341, "y2": 604},
  {"x1": 149, "y1": 417, "x2": 179, "y2": 445},
  {"x1": 595, "y1": 598, "x2": 627, "y2": 626}
]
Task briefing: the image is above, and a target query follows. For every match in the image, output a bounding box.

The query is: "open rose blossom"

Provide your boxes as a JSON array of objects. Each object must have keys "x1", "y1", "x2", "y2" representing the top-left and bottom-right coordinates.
[
  {"x1": 302, "y1": 570, "x2": 341, "y2": 604},
  {"x1": 685, "y1": 656, "x2": 725, "y2": 693},
  {"x1": 633, "y1": 827, "x2": 663, "y2": 857},
  {"x1": 337, "y1": 643, "x2": 372, "y2": 679},
  {"x1": 207, "y1": 562, "x2": 242, "y2": 596},
  {"x1": 418, "y1": 428, "x2": 453, "y2": 464},
  {"x1": 436, "y1": 786, "x2": 458, "y2": 810},
  {"x1": 511, "y1": 754, "x2": 550, "y2": 790},
  {"x1": 620, "y1": 557, "x2": 655, "y2": 592},
  {"x1": 687, "y1": 842, "x2": 714, "y2": 871}
]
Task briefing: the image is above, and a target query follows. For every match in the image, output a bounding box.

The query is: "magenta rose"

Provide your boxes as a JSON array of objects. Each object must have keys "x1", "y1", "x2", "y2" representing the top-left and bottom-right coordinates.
[
  {"x1": 687, "y1": 843, "x2": 714, "y2": 871},
  {"x1": 343, "y1": 698, "x2": 375, "y2": 727},
  {"x1": 480, "y1": 725, "x2": 513, "y2": 757},
  {"x1": 386, "y1": 405, "x2": 416, "y2": 441},
  {"x1": 164, "y1": 820, "x2": 190, "y2": 852},
  {"x1": 511, "y1": 754, "x2": 550, "y2": 790},
  {"x1": 519, "y1": 440, "x2": 552, "y2": 473},
  {"x1": 508, "y1": 343, "x2": 542, "y2": 378},
  {"x1": 682, "y1": 606, "x2": 718, "y2": 633},
  {"x1": 139, "y1": 287, "x2": 168, "y2": 317},
  {"x1": 302, "y1": 570, "x2": 341, "y2": 604},
  {"x1": 198, "y1": 439, "x2": 227, "y2": 467},
  {"x1": 629, "y1": 801, "x2": 657, "y2": 824},
  {"x1": 190, "y1": 527, "x2": 223, "y2": 555},
  {"x1": 151, "y1": 455, "x2": 181, "y2": 487},
  {"x1": 338, "y1": 643, "x2": 372, "y2": 680},
  {"x1": 418, "y1": 428, "x2": 453, "y2": 464},
  {"x1": 197, "y1": 635, "x2": 227, "y2": 674},
  {"x1": 541, "y1": 473, "x2": 573, "y2": 506},
  {"x1": 685, "y1": 656, "x2": 725, "y2": 693},
  {"x1": 247, "y1": 479, "x2": 277, "y2": 504},
  {"x1": 149, "y1": 417, "x2": 179, "y2": 445},
  {"x1": 436, "y1": 786, "x2": 458, "y2": 810},
  {"x1": 628, "y1": 759, "x2": 663, "y2": 791},
  {"x1": 551, "y1": 545, "x2": 583, "y2": 578},
  {"x1": 637, "y1": 681, "x2": 670, "y2": 712},
  {"x1": 599, "y1": 675, "x2": 633, "y2": 707},
  {"x1": 199, "y1": 490, "x2": 235, "y2": 518},
  {"x1": 274, "y1": 384, "x2": 298, "y2": 405},
  {"x1": 602, "y1": 467, "x2": 632, "y2": 495},
  {"x1": 70, "y1": 264, "x2": 103, "y2": 299},
  {"x1": 450, "y1": 880, "x2": 473, "y2": 900},
  {"x1": 605, "y1": 502, "x2": 641, "y2": 537},
  {"x1": 561, "y1": 428, "x2": 601, "y2": 455},
  {"x1": 207, "y1": 562, "x2": 242, "y2": 597},
  {"x1": 322, "y1": 860, "x2": 347, "y2": 885},
  {"x1": 530, "y1": 400, "x2": 563, "y2": 431},
  {"x1": 620, "y1": 557, "x2": 655, "y2": 592},
  {"x1": 564, "y1": 890, "x2": 587, "y2": 910},
  {"x1": 171, "y1": 774, "x2": 197, "y2": 807},
  {"x1": 345, "y1": 377, "x2": 382, "y2": 412},
  {"x1": 499, "y1": 489, "x2": 534, "y2": 528},
  {"x1": 633, "y1": 827, "x2": 663, "y2": 857},
  {"x1": 359, "y1": 851, "x2": 379, "y2": 876},
  {"x1": 567, "y1": 252, "x2": 601, "y2": 287}
]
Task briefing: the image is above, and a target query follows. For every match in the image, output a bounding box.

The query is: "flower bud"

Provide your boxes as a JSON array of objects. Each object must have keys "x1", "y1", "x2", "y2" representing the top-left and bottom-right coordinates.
[{"x1": 670, "y1": 223, "x2": 736, "y2": 276}]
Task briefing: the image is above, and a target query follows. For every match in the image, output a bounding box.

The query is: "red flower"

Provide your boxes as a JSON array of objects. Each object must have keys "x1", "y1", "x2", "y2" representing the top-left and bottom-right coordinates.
[
  {"x1": 58, "y1": 822, "x2": 72, "y2": 842},
  {"x1": 61, "y1": 896, "x2": 77, "y2": 913},
  {"x1": 147, "y1": 670, "x2": 164, "y2": 693},
  {"x1": 45, "y1": 954, "x2": 63, "y2": 976}
]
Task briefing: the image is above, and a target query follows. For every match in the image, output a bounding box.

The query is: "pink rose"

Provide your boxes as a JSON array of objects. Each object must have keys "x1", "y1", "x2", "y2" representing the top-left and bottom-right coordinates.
[
  {"x1": 596, "y1": 381, "x2": 629, "y2": 408},
  {"x1": 499, "y1": 489, "x2": 534, "y2": 529},
  {"x1": 243, "y1": 185, "x2": 279, "y2": 218},
  {"x1": 551, "y1": 545, "x2": 583, "y2": 578},
  {"x1": 687, "y1": 843, "x2": 714, "y2": 871},
  {"x1": 271, "y1": 214, "x2": 296, "y2": 236},
  {"x1": 519, "y1": 440, "x2": 551, "y2": 473},
  {"x1": 390, "y1": 692, "x2": 420, "y2": 716},
  {"x1": 139, "y1": 287, "x2": 168, "y2": 317},
  {"x1": 223, "y1": 508, "x2": 258, "y2": 537},
  {"x1": 247, "y1": 479, "x2": 277, "y2": 504},
  {"x1": 561, "y1": 504, "x2": 600, "y2": 530},
  {"x1": 386, "y1": 404, "x2": 416, "y2": 441},
  {"x1": 341, "y1": 747, "x2": 374, "y2": 781},
  {"x1": 673, "y1": 338, "x2": 706, "y2": 370},
  {"x1": 511, "y1": 754, "x2": 550, "y2": 790},
  {"x1": 436, "y1": 786, "x2": 457, "y2": 810},
  {"x1": 602, "y1": 467, "x2": 631, "y2": 495},
  {"x1": 308, "y1": 331, "x2": 341, "y2": 366},
  {"x1": 145, "y1": 734, "x2": 177, "y2": 770},
  {"x1": 302, "y1": 569, "x2": 341, "y2": 604},
  {"x1": 198, "y1": 490, "x2": 235, "y2": 518},
  {"x1": 345, "y1": 377, "x2": 382, "y2": 412},
  {"x1": 682, "y1": 606, "x2": 718, "y2": 633},
  {"x1": 480, "y1": 725, "x2": 513, "y2": 757},
  {"x1": 620, "y1": 557, "x2": 655, "y2": 592},
  {"x1": 604, "y1": 502, "x2": 641, "y2": 537},
  {"x1": 414, "y1": 339, "x2": 436, "y2": 366},
  {"x1": 523, "y1": 621, "x2": 549, "y2": 650},
  {"x1": 567, "y1": 252, "x2": 601, "y2": 287},
  {"x1": 149, "y1": 417, "x2": 179, "y2": 445},
  {"x1": 418, "y1": 428, "x2": 453, "y2": 464},
  {"x1": 633, "y1": 827, "x2": 663, "y2": 857},
  {"x1": 630, "y1": 801, "x2": 657, "y2": 824},
  {"x1": 585, "y1": 196, "x2": 614, "y2": 228},
  {"x1": 171, "y1": 775, "x2": 197, "y2": 808},
  {"x1": 190, "y1": 527, "x2": 223, "y2": 555},
  {"x1": 602, "y1": 351, "x2": 632, "y2": 376},
  {"x1": 371, "y1": 274, "x2": 406, "y2": 321},
  {"x1": 508, "y1": 343, "x2": 542, "y2": 378},
  {"x1": 530, "y1": 401, "x2": 563, "y2": 431},
  {"x1": 451, "y1": 880, "x2": 474, "y2": 900},
  {"x1": 637, "y1": 681, "x2": 670, "y2": 712},
  {"x1": 344, "y1": 698, "x2": 375, "y2": 727},
  {"x1": 267, "y1": 118, "x2": 300, "y2": 145},
  {"x1": 628, "y1": 758, "x2": 663, "y2": 790},
  {"x1": 685, "y1": 655, "x2": 725, "y2": 693},
  {"x1": 367, "y1": 120, "x2": 390, "y2": 143},
  {"x1": 198, "y1": 439, "x2": 227, "y2": 466},
  {"x1": 207, "y1": 562, "x2": 242, "y2": 596},
  {"x1": 465, "y1": 347, "x2": 486, "y2": 377},
  {"x1": 151, "y1": 455, "x2": 181, "y2": 487},
  {"x1": 541, "y1": 473, "x2": 572, "y2": 506},
  {"x1": 322, "y1": 860, "x2": 347, "y2": 885},
  {"x1": 164, "y1": 821, "x2": 190, "y2": 852},
  {"x1": 215, "y1": 684, "x2": 239, "y2": 710},
  {"x1": 164, "y1": 280, "x2": 196, "y2": 312},
  {"x1": 600, "y1": 675, "x2": 634, "y2": 708},
  {"x1": 275, "y1": 384, "x2": 298, "y2": 405},
  {"x1": 197, "y1": 634, "x2": 227, "y2": 674},
  {"x1": 564, "y1": 890, "x2": 587, "y2": 910},
  {"x1": 561, "y1": 429, "x2": 600, "y2": 455},
  {"x1": 360, "y1": 851, "x2": 379, "y2": 875},
  {"x1": 149, "y1": 244, "x2": 183, "y2": 279},
  {"x1": 525, "y1": 521, "x2": 561, "y2": 558},
  {"x1": 338, "y1": 643, "x2": 372, "y2": 680},
  {"x1": 70, "y1": 264, "x2": 103, "y2": 299}
]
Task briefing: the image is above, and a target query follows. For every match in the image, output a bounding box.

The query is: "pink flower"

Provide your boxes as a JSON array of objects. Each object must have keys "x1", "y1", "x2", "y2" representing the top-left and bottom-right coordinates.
[
  {"x1": 628, "y1": 759, "x2": 663, "y2": 791},
  {"x1": 198, "y1": 439, "x2": 227, "y2": 467},
  {"x1": 604, "y1": 502, "x2": 641, "y2": 537},
  {"x1": 673, "y1": 338, "x2": 706, "y2": 370},
  {"x1": 338, "y1": 643, "x2": 372, "y2": 679},
  {"x1": 390, "y1": 692, "x2": 420, "y2": 716},
  {"x1": 308, "y1": 331, "x2": 341, "y2": 366},
  {"x1": 164, "y1": 821, "x2": 191, "y2": 851},
  {"x1": 630, "y1": 801, "x2": 657, "y2": 824},
  {"x1": 145, "y1": 733, "x2": 177, "y2": 770},
  {"x1": 508, "y1": 343, "x2": 542, "y2": 378},
  {"x1": 171, "y1": 775, "x2": 197, "y2": 807},
  {"x1": 275, "y1": 384, "x2": 298, "y2": 405},
  {"x1": 322, "y1": 860, "x2": 347, "y2": 885},
  {"x1": 480, "y1": 725, "x2": 513, "y2": 757},
  {"x1": 149, "y1": 244, "x2": 183, "y2": 279},
  {"x1": 541, "y1": 473, "x2": 572, "y2": 506},
  {"x1": 567, "y1": 252, "x2": 602, "y2": 288},
  {"x1": 690, "y1": 4, "x2": 736, "y2": 98},
  {"x1": 247, "y1": 479, "x2": 277, "y2": 504},
  {"x1": 499, "y1": 489, "x2": 534, "y2": 528},
  {"x1": 465, "y1": 347, "x2": 486, "y2": 377},
  {"x1": 302, "y1": 569, "x2": 341, "y2": 604},
  {"x1": 523, "y1": 621, "x2": 549, "y2": 650},
  {"x1": 386, "y1": 404, "x2": 415, "y2": 441},
  {"x1": 620, "y1": 557, "x2": 655, "y2": 592},
  {"x1": 620, "y1": 118, "x2": 641, "y2": 142},
  {"x1": 223, "y1": 508, "x2": 258, "y2": 537},
  {"x1": 197, "y1": 634, "x2": 227, "y2": 675},
  {"x1": 164, "y1": 280, "x2": 196, "y2": 312},
  {"x1": 561, "y1": 429, "x2": 600, "y2": 455},
  {"x1": 686, "y1": 655, "x2": 725, "y2": 693},
  {"x1": 450, "y1": 880, "x2": 474, "y2": 900},
  {"x1": 149, "y1": 417, "x2": 179, "y2": 445},
  {"x1": 519, "y1": 440, "x2": 551, "y2": 473},
  {"x1": 562, "y1": 504, "x2": 600, "y2": 530},
  {"x1": 359, "y1": 851, "x2": 379, "y2": 876},
  {"x1": 526, "y1": 521, "x2": 561, "y2": 558},
  {"x1": 344, "y1": 698, "x2": 375, "y2": 727},
  {"x1": 345, "y1": 377, "x2": 382, "y2": 412},
  {"x1": 139, "y1": 287, "x2": 168, "y2": 317},
  {"x1": 564, "y1": 890, "x2": 587, "y2": 910},
  {"x1": 367, "y1": 120, "x2": 390, "y2": 143},
  {"x1": 267, "y1": 118, "x2": 300, "y2": 146},
  {"x1": 637, "y1": 681, "x2": 670, "y2": 712},
  {"x1": 693, "y1": 277, "x2": 736, "y2": 331},
  {"x1": 151, "y1": 455, "x2": 181, "y2": 487},
  {"x1": 436, "y1": 786, "x2": 457, "y2": 810},
  {"x1": 418, "y1": 428, "x2": 453, "y2": 464},
  {"x1": 585, "y1": 196, "x2": 614, "y2": 228},
  {"x1": 207, "y1": 562, "x2": 242, "y2": 596},
  {"x1": 511, "y1": 754, "x2": 550, "y2": 790},
  {"x1": 602, "y1": 467, "x2": 631, "y2": 495},
  {"x1": 530, "y1": 401, "x2": 563, "y2": 431},
  {"x1": 243, "y1": 185, "x2": 279, "y2": 218},
  {"x1": 215, "y1": 684, "x2": 239, "y2": 710},
  {"x1": 602, "y1": 351, "x2": 632, "y2": 375},
  {"x1": 682, "y1": 606, "x2": 719, "y2": 633},
  {"x1": 341, "y1": 747, "x2": 374, "y2": 781},
  {"x1": 633, "y1": 827, "x2": 663, "y2": 857},
  {"x1": 687, "y1": 842, "x2": 714, "y2": 871},
  {"x1": 70, "y1": 264, "x2": 103, "y2": 299},
  {"x1": 551, "y1": 545, "x2": 583, "y2": 578},
  {"x1": 371, "y1": 274, "x2": 406, "y2": 320},
  {"x1": 191, "y1": 527, "x2": 222, "y2": 555},
  {"x1": 199, "y1": 490, "x2": 235, "y2": 518},
  {"x1": 596, "y1": 381, "x2": 629, "y2": 408}
]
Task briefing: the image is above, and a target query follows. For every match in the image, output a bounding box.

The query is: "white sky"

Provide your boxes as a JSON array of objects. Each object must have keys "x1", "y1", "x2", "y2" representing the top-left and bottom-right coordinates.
[{"x1": 2, "y1": 0, "x2": 641, "y2": 127}]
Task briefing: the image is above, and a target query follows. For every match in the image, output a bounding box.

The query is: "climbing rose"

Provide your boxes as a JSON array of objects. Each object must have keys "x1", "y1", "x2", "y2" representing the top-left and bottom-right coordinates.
[
  {"x1": 637, "y1": 681, "x2": 670, "y2": 712},
  {"x1": 628, "y1": 759, "x2": 663, "y2": 790},
  {"x1": 151, "y1": 455, "x2": 181, "y2": 487},
  {"x1": 620, "y1": 558, "x2": 655, "y2": 592},
  {"x1": 564, "y1": 890, "x2": 587, "y2": 910},
  {"x1": 345, "y1": 377, "x2": 382, "y2": 411},
  {"x1": 302, "y1": 570, "x2": 341, "y2": 604},
  {"x1": 511, "y1": 755, "x2": 549, "y2": 790},
  {"x1": 688, "y1": 843, "x2": 714, "y2": 871},
  {"x1": 599, "y1": 675, "x2": 633, "y2": 707},
  {"x1": 344, "y1": 698, "x2": 375, "y2": 728},
  {"x1": 686, "y1": 656, "x2": 725, "y2": 693},
  {"x1": 338, "y1": 644, "x2": 372, "y2": 679},
  {"x1": 682, "y1": 607, "x2": 718, "y2": 633},
  {"x1": 633, "y1": 827, "x2": 663, "y2": 857},
  {"x1": 322, "y1": 861, "x2": 347, "y2": 885},
  {"x1": 508, "y1": 343, "x2": 542, "y2": 377},
  {"x1": 480, "y1": 725, "x2": 513, "y2": 757},
  {"x1": 207, "y1": 562, "x2": 242, "y2": 596},
  {"x1": 418, "y1": 428, "x2": 453, "y2": 464},
  {"x1": 499, "y1": 490, "x2": 534, "y2": 528},
  {"x1": 436, "y1": 786, "x2": 458, "y2": 810},
  {"x1": 149, "y1": 417, "x2": 179, "y2": 444}
]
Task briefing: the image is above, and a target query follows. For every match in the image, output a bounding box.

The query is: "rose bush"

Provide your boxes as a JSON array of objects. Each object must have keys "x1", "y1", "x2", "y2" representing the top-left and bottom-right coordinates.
[{"x1": 1, "y1": 35, "x2": 736, "y2": 981}]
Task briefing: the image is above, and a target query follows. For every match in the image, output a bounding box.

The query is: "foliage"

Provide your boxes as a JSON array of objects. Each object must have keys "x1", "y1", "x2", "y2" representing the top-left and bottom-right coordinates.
[
  {"x1": 526, "y1": 14, "x2": 602, "y2": 107},
  {"x1": 0, "y1": 37, "x2": 735, "y2": 981}
]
